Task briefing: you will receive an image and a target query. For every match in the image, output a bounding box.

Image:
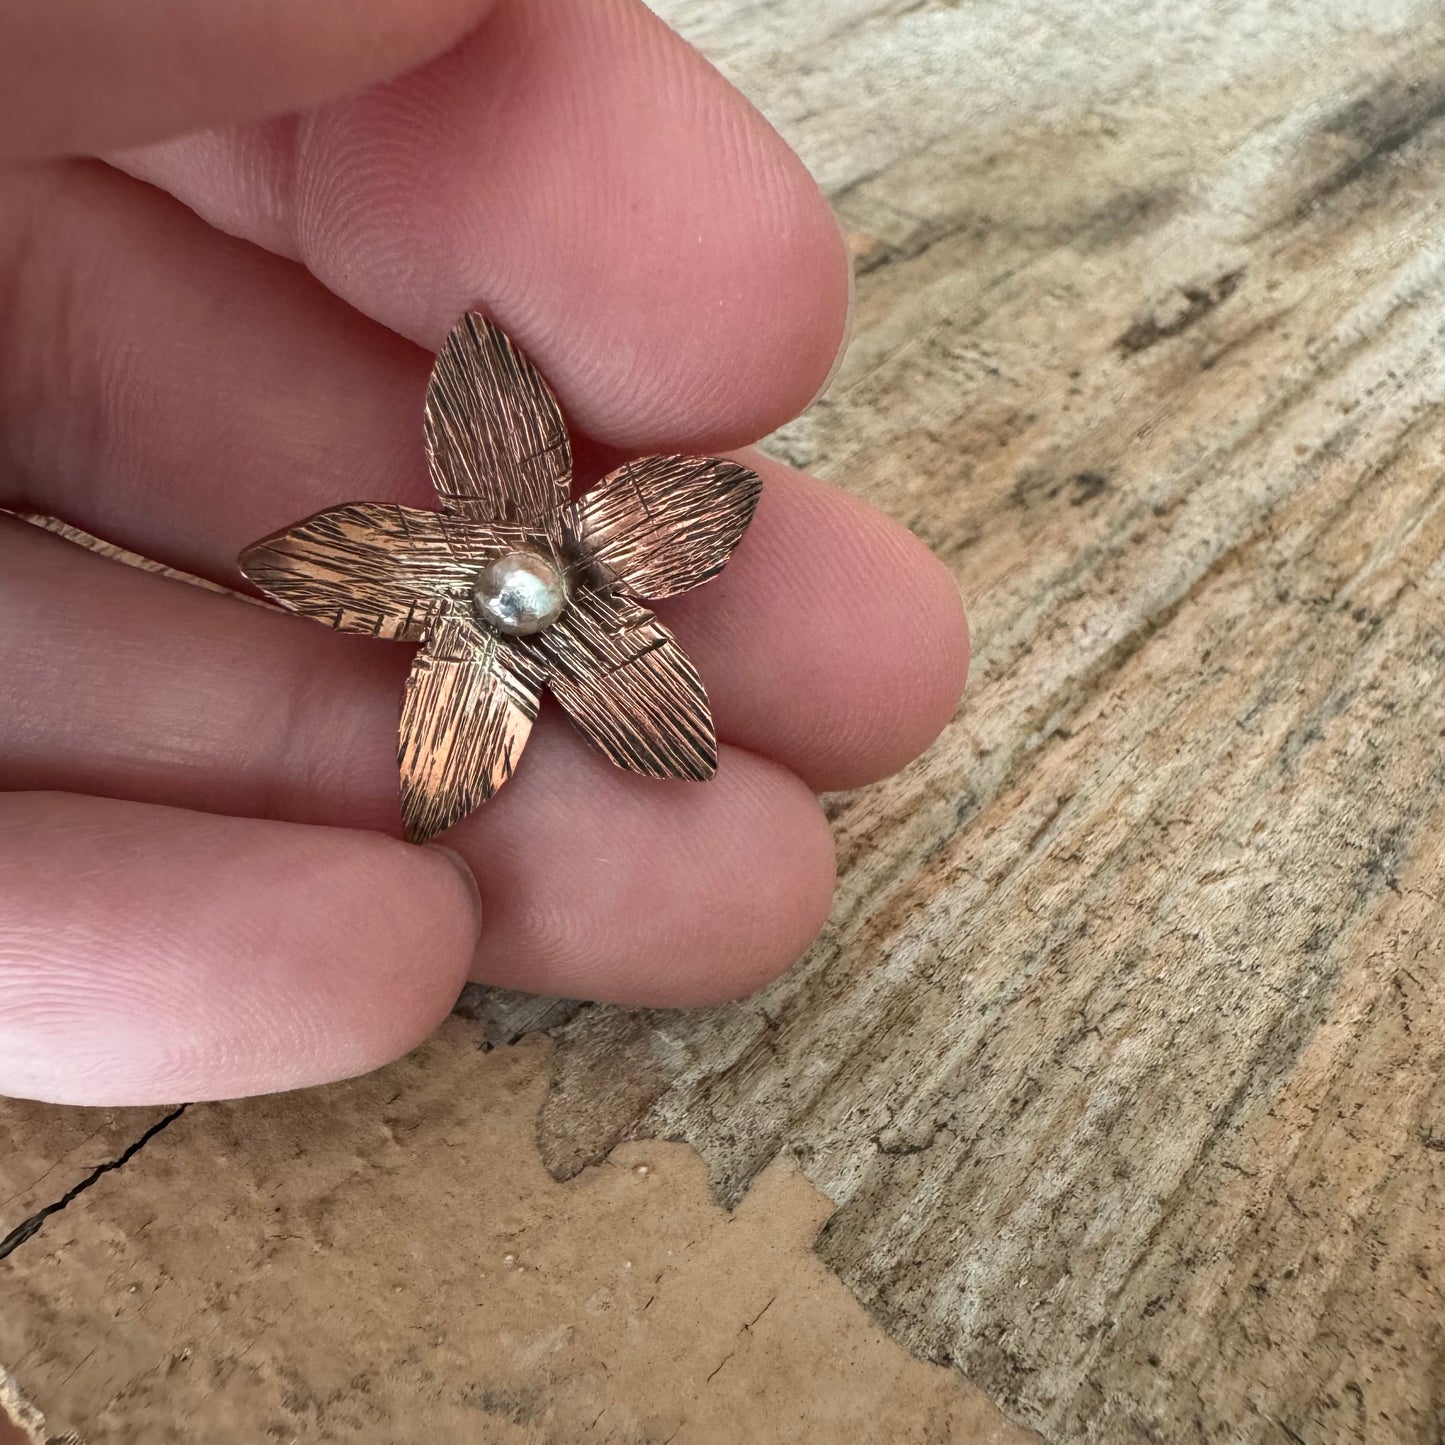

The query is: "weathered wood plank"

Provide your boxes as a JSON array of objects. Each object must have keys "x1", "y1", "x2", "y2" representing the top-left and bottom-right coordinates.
[
  {"x1": 511, "y1": 2, "x2": 1445, "y2": 1440},
  {"x1": 0, "y1": 1105, "x2": 177, "y2": 1257},
  {"x1": 0, "y1": 1030, "x2": 1028, "y2": 1444}
]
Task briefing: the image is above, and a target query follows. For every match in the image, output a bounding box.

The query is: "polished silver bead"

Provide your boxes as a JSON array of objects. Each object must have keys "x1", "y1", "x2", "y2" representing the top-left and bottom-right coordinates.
[{"x1": 472, "y1": 550, "x2": 567, "y2": 636}]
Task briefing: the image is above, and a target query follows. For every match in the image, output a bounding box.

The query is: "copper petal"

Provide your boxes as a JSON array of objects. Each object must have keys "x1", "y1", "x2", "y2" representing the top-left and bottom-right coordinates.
[
  {"x1": 240, "y1": 503, "x2": 487, "y2": 641},
  {"x1": 424, "y1": 312, "x2": 572, "y2": 531},
  {"x1": 575, "y1": 455, "x2": 762, "y2": 600},
  {"x1": 524, "y1": 587, "x2": 717, "y2": 780},
  {"x1": 399, "y1": 609, "x2": 545, "y2": 843}
]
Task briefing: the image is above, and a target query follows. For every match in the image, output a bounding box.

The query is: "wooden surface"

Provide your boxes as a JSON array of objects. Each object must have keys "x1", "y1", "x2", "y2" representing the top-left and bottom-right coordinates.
[
  {"x1": 6, "y1": 1, "x2": 1445, "y2": 1440},
  {"x1": 0, "y1": 1032, "x2": 1027, "y2": 1444}
]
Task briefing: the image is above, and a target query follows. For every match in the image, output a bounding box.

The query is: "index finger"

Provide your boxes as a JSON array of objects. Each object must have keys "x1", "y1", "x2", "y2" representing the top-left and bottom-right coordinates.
[
  {"x1": 114, "y1": 0, "x2": 851, "y2": 451},
  {"x1": 0, "y1": 0, "x2": 498, "y2": 160}
]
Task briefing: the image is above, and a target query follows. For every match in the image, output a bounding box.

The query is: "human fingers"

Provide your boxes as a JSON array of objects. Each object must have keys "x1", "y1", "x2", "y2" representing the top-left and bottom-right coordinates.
[
  {"x1": 0, "y1": 163, "x2": 965, "y2": 791},
  {"x1": 0, "y1": 792, "x2": 483, "y2": 1104},
  {"x1": 0, "y1": 519, "x2": 837, "y2": 1005},
  {"x1": 112, "y1": 0, "x2": 851, "y2": 450},
  {"x1": 0, "y1": 0, "x2": 497, "y2": 161}
]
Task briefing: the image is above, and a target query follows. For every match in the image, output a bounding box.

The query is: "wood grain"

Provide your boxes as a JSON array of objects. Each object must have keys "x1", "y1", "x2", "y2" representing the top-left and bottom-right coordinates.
[{"x1": 484, "y1": 2, "x2": 1445, "y2": 1440}]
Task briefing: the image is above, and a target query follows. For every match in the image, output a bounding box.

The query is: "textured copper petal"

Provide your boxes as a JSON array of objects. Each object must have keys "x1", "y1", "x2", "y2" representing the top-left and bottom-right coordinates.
[
  {"x1": 424, "y1": 312, "x2": 572, "y2": 531},
  {"x1": 522, "y1": 586, "x2": 717, "y2": 781},
  {"x1": 239, "y1": 503, "x2": 503, "y2": 641},
  {"x1": 398, "y1": 610, "x2": 545, "y2": 843},
  {"x1": 238, "y1": 315, "x2": 749, "y2": 843},
  {"x1": 575, "y1": 455, "x2": 762, "y2": 600}
]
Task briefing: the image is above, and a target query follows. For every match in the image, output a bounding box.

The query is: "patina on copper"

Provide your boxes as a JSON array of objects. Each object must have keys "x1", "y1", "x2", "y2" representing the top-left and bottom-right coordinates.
[{"x1": 239, "y1": 313, "x2": 762, "y2": 844}]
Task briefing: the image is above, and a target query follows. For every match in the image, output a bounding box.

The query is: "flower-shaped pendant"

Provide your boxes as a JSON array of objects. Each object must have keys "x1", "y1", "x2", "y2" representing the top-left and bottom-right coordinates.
[{"x1": 239, "y1": 313, "x2": 762, "y2": 844}]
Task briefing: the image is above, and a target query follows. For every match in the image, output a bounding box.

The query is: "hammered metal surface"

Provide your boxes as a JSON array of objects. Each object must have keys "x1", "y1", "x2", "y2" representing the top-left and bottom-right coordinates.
[
  {"x1": 520, "y1": 587, "x2": 717, "y2": 781},
  {"x1": 238, "y1": 312, "x2": 757, "y2": 843},
  {"x1": 398, "y1": 610, "x2": 544, "y2": 844},
  {"x1": 240, "y1": 503, "x2": 534, "y2": 641},
  {"x1": 577, "y1": 455, "x2": 762, "y2": 600},
  {"x1": 424, "y1": 313, "x2": 571, "y2": 532}
]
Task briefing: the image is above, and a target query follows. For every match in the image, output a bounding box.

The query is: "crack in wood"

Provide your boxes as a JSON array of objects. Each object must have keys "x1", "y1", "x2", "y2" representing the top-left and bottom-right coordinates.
[{"x1": 0, "y1": 1108, "x2": 185, "y2": 1261}]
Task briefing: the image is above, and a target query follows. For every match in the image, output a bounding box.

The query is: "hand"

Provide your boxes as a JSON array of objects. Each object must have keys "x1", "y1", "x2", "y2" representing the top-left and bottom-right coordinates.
[{"x1": 0, "y1": 0, "x2": 968, "y2": 1104}]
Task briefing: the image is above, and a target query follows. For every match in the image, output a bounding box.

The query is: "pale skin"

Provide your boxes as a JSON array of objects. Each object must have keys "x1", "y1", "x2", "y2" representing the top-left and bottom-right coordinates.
[{"x1": 0, "y1": 0, "x2": 969, "y2": 1105}]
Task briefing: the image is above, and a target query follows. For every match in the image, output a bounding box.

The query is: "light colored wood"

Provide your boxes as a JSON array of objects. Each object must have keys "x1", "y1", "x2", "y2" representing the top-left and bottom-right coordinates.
[
  {"x1": 512, "y1": 1, "x2": 1445, "y2": 1439},
  {"x1": 6, "y1": 1, "x2": 1445, "y2": 1440},
  {"x1": 0, "y1": 1032, "x2": 1028, "y2": 1444}
]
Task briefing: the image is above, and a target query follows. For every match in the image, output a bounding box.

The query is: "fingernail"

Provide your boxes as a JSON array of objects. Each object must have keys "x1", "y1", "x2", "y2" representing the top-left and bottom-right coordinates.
[
  {"x1": 426, "y1": 845, "x2": 484, "y2": 941},
  {"x1": 806, "y1": 215, "x2": 856, "y2": 410}
]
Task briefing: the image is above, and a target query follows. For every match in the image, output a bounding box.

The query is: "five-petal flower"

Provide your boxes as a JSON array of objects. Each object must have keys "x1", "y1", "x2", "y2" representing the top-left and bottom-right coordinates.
[{"x1": 240, "y1": 313, "x2": 762, "y2": 844}]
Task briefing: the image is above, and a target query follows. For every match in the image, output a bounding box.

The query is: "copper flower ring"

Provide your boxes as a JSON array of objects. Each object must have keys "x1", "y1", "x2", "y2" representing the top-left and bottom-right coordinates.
[{"x1": 239, "y1": 314, "x2": 762, "y2": 844}]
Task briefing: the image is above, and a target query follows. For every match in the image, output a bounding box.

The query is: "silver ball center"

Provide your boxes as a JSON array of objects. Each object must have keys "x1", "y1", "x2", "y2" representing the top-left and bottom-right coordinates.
[{"x1": 472, "y1": 550, "x2": 567, "y2": 637}]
